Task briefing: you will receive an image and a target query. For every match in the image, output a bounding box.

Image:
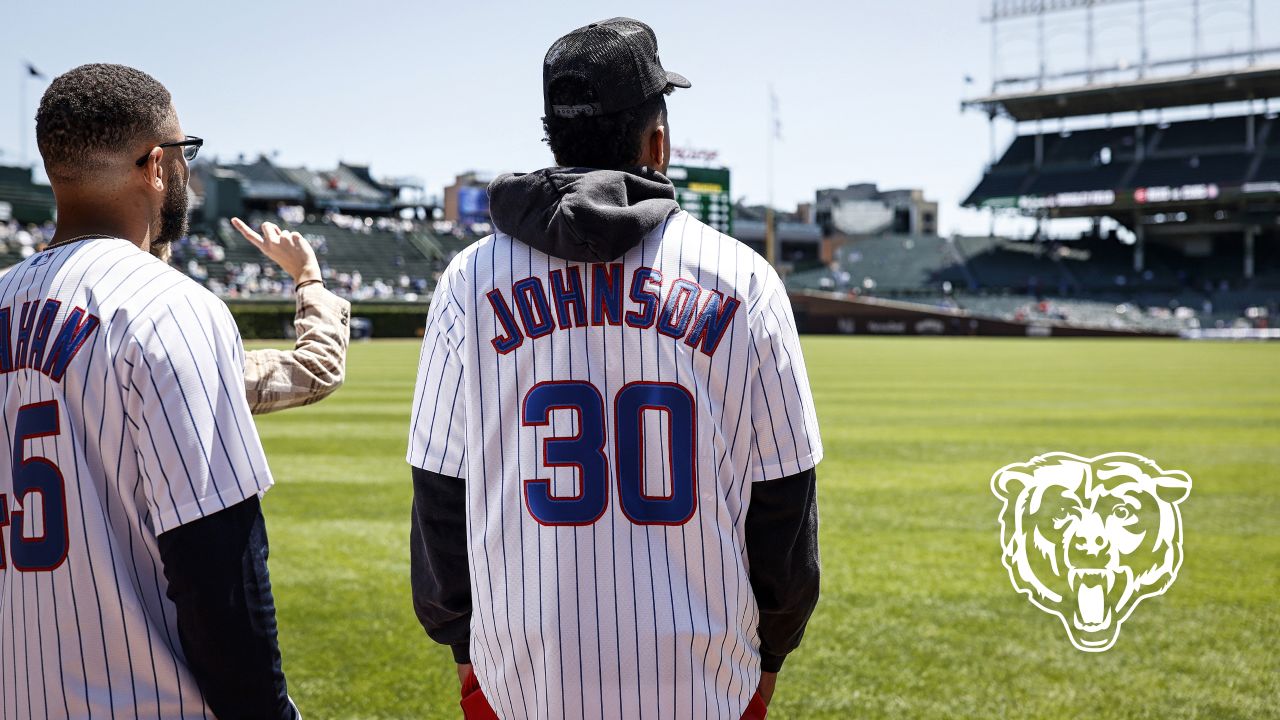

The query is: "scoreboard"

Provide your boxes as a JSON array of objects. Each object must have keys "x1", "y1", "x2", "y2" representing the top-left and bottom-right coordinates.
[{"x1": 666, "y1": 165, "x2": 732, "y2": 235}]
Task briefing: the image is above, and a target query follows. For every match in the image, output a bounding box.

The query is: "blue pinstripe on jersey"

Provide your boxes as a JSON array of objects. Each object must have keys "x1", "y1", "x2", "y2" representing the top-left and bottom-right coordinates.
[
  {"x1": 0, "y1": 238, "x2": 274, "y2": 718},
  {"x1": 407, "y1": 211, "x2": 822, "y2": 720}
]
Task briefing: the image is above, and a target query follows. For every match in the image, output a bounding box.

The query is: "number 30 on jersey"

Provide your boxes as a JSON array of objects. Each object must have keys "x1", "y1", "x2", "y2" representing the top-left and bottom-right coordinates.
[{"x1": 521, "y1": 380, "x2": 697, "y2": 527}]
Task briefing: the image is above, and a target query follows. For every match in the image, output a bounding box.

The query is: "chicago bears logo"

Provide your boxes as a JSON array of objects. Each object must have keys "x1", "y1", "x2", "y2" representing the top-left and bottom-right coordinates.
[{"x1": 991, "y1": 452, "x2": 1191, "y2": 652}]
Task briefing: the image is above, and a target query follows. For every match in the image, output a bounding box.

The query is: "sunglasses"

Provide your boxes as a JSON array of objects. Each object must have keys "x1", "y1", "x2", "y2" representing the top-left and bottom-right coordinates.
[{"x1": 135, "y1": 136, "x2": 204, "y2": 166}]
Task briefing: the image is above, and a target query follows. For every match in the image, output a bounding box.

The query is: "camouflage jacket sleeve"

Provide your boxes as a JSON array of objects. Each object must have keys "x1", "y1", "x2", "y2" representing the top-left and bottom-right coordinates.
[{"x1": 243, "y1": 283, "x2": 351, "y2": 415}]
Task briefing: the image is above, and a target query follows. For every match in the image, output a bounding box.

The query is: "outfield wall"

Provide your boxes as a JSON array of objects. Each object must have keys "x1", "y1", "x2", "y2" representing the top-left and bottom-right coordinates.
[
  {"x1": 228, "y1": 293, "x2": 1176, "y2": 340},
  {"x1": 789, "y1": 291, "x2": 1175, "y2": 338},
  {"x1": 228, "y1": 299, "x2": 427, "y2": 339}
]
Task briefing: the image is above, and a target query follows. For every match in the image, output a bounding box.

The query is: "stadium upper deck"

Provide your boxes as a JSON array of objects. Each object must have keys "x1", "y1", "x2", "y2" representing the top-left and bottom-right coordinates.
[
  {"x1": 964, "y1": 111, "x2": 1280, "y2": 214},
  {"x1": 963, "y1": 0, "x2": 1280, "y2": 282}
]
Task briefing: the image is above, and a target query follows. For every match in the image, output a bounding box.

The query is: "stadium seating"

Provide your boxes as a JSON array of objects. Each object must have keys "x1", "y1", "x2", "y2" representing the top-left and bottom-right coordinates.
[
  {"x1": 0, "y1": 166, "x2": 55, "y2": 224},
  {"x1": 296, "y1": 222, "x2": 434, "y2": 279},
  {"x1": 966, "y1": 113, "x2": 1278, "y2": 205},
  {"x1": 951, "y1": 294, "x2": 1189, "y2": 333},
  {"x1": 1155, "y1": 116, "x2": 1252, "y2": 152},
  {"x1": 957, "y1": 237, "x2": 1070, "y2": 291},
  {"x1": 174, "y1": 214, "x2": 444, "y2": 299},
  {"x1": 0, "y1": 242, "x2": 28, "y2": 268},
  {"x1": 996, "y1": 134, "x2": 1045, "y2": 167},
  {"x1": 1129, "y1": 154, "x2": 1254, "y2": 187},
  {"x1": 1253, "y1": 155, "x2": 1280, "y2": 181},
  {"x1": 1024, "y1": 165, "x2": 1128, "y2": 195},
  {"x1": 790, "y1": 225, "x2": 1279, "y2": 332},
  {"x1": 1047, "y1": 126, "x2": 1145, "y2": 165},
  {"x1": 966, "y1": 172, "x2": 1028, "y2": 200},
  {"x1": 432, "y1": 230, "x2": 476, "y2": 258},
  {"x1": 832, "y1": 235, "x2": 969, "y2": 292}
]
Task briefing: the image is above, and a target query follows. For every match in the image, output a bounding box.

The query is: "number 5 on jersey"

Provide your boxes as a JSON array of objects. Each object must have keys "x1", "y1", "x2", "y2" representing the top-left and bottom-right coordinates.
[
  {"x1": 522, "y1": 380, "x2": 697, "y2": 527},
  {"x1": 4, "y1": 401, "x2": 71, "y2": 571}
]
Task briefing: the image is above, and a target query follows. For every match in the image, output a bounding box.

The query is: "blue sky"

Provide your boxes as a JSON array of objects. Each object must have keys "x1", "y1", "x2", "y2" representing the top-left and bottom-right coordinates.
[{"x1": 4, "y1": 0, "x2": 1277, "y2": 235}]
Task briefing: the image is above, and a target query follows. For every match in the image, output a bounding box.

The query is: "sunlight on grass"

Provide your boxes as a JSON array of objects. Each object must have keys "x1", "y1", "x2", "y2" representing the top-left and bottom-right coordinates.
[{"x1": 251, "y1": 337, "x2": 1279, "y2": 719}]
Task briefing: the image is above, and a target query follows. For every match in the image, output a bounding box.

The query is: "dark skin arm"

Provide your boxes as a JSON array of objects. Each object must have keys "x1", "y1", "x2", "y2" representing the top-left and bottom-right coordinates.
[{"x1": 759, "y1": 672, "x2": 778, "y2": 706}]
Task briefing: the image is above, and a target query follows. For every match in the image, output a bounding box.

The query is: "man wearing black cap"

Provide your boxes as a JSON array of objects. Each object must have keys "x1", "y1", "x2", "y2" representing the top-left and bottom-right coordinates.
[{"x1": 408, "y1": 17, "x2": 822, "y2": 720}]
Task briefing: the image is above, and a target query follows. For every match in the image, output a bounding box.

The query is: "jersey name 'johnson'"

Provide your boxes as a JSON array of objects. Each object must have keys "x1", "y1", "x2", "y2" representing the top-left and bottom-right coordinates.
[{"x1": 485, "y1": 263, "x2": 740, "y2": 356}]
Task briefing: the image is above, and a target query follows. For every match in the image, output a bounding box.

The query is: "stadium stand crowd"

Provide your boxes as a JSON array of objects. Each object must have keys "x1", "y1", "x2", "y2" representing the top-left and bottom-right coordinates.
[
  {"x1": 0, "y1": 149, "x2": 1275, "y2": 334},
  {"x1": 0, "y1": 219, "x2": 54, "y2": 265},
  {"x1": 788, "y1": 231, "x2": 1279, "y2": 332},
  {"x1": 188, "y1": 156, "x2": 468, "y2": 300}
]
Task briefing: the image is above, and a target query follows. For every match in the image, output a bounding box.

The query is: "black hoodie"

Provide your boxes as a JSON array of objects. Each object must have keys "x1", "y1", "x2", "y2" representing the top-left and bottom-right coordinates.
[
  {"x1": 411, "y1": 166, "x2": 820, "y2": 675},
  {"x1": 487, "y1": 166, "x2": 680, "y2": 262}
]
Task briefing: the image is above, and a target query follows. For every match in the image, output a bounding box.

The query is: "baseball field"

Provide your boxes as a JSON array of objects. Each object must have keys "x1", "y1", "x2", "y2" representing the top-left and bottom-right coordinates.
[{"x1": 249, "y1": 336, "x2": 1279, "y2": 719}]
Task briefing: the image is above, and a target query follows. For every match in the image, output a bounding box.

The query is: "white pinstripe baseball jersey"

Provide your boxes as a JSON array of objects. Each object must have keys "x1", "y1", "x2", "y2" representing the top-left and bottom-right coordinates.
[
  {"x1": 0, "y1": 237, "x2": 273, "y2": 718},
  {"x1": 408, "y1": 211, "x2": 823, "y2": 720}
]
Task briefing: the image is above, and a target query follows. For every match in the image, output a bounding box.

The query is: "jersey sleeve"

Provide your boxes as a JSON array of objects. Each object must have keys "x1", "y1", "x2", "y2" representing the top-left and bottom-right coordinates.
[
  {"x1": 746, "y1": 267, "x2": 824, "y2": 482},
  {"x1": 407, "y1": 263, "x2": 468, "y2": 477},
  {"x1": 124, "y1": 289, "x2": 274, "y2": 535}
]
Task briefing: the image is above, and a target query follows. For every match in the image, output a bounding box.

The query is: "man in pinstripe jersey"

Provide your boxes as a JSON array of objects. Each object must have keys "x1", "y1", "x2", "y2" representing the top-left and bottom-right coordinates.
[
  {"x1": 0, "y1": 63, "x2": 299, "y2": 718},
  {"x1": 409, "y1": 18, "x2": 822, "y2": 720}
]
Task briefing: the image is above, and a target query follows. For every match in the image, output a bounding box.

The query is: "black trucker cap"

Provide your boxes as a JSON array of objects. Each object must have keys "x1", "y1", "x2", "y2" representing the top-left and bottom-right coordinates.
[{"x1": 543, "y1": 17, "x2": 691, "y2": 119}]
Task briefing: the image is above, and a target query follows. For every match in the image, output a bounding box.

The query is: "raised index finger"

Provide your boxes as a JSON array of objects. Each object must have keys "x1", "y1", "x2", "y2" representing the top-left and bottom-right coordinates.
[{"x1": 231, "y1": 217, "x2": 265, "y2": 245}]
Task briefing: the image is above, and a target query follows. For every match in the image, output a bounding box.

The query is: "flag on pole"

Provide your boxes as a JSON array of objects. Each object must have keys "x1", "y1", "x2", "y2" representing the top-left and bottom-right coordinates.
[{"x1": 25, "y1": 63, "x2": 45, "y2": 79}]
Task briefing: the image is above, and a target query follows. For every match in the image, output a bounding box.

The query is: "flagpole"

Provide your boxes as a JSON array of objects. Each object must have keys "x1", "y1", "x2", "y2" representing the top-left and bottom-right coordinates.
[
  {"x1": 766, "y1": 86, "x2": 776, "y2": 268},
  {"x1": 19, "y1": 66, "x2": 27, "y2": 166}
]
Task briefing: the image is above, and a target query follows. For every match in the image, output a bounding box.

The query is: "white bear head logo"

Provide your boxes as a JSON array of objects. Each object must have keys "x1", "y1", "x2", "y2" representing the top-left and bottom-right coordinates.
[{"x1": 991, "y1": 452, "x2": 1191, "y2": 652}]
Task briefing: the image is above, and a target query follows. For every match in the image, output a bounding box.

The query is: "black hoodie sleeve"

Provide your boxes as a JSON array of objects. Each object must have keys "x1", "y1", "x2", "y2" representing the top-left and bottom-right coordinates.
[
  {"x1": 745, "y1": 467, "x2": 821, "y2": 673},
  {"x1": 156, "y1": 495, "x2": 298, "y2": 719},
  {"x1": 410, "y1": 465, "x2": 472, "y2": 664}
]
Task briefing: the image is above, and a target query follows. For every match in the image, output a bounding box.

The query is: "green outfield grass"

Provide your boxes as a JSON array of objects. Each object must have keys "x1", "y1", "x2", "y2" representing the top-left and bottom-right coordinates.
[{"x1": 250, "y1": 337, "x2": 1280, "y2": 719}]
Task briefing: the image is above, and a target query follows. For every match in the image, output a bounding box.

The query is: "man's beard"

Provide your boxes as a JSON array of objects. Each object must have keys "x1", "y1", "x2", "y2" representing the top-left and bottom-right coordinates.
[{"x1": 152, "y1": 175, "x2": 189, "y2": 259}]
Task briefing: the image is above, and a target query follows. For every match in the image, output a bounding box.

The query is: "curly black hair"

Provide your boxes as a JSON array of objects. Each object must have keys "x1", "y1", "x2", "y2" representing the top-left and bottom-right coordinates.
[
  {"x1": 542, "y1": 77, "x2": 672, "y2": 169},
  {"x1": 36, "y1": 63, "x2": 174, "y2": 182}
]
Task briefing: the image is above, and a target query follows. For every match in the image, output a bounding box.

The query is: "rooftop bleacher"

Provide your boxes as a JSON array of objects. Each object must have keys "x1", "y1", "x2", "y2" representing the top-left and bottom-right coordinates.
[
  {"x1": 277, "y1": 166, "x2": 392, "y2": 212},
  {"x1": 215, "y1": 157, "x2": 307, "y2": 202}
]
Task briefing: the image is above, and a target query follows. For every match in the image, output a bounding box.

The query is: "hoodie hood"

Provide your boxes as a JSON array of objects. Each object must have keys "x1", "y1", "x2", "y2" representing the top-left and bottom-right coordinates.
[{"x1": 487, "y1": 166, "x2": 680, "y2": 263}]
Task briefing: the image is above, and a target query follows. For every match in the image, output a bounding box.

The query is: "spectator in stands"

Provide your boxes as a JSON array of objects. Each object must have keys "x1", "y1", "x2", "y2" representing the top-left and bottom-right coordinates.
[{"x1": 15, "y1": 224, "x2": 35, "y2": 258}]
